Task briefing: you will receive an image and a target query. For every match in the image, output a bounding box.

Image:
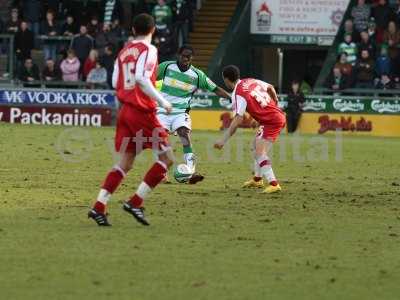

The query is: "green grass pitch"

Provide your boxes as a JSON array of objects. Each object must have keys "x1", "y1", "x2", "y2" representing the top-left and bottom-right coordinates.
[{"x1": 0, "y1": 123, "x2": 400, "y2": 300}]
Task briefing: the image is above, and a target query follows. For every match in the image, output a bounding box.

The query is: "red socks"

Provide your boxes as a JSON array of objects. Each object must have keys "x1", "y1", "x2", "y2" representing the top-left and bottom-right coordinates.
[
  {"x1": 94, "y1": 201, "x2": 106, "y2": 214},
  {"x1": 129, "y1": 194, "x2": 144, "y2": 208},
  {"x1": 92, "y1": 167, "x2": 126, "y2": 214},
  {"x1": 143, "y1": 162, "x2": 167, "y2": 188},
  {"x1": 270, "y1": 180, "x2": 278, "y2": 186},
  {"x1": 102, "y1": 167, "x2": 125, "y2": 193},
  {"x1": 128, "y1": 162, "x2": 167, "y2": 208}
]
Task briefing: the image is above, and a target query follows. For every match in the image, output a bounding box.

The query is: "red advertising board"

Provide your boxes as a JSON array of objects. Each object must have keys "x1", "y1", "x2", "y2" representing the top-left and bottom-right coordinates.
[{"x1": 0, "y1": 106, "x2": 112, "y2": 126}]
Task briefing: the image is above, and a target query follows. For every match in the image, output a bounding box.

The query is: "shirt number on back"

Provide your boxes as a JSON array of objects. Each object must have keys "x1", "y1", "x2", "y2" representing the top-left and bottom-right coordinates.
[
  {"x1": 250, "y1": 85, "x2": 270, "y2": 108},
  {"x1": 122, "y1": 62, "x2": 136, "y2": 89}
]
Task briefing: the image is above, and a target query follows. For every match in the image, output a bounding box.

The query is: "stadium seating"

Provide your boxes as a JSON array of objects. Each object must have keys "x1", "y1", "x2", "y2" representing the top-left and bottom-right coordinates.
[{"x1": 318, "y1": 0, "x2": 400, "y2": 92}]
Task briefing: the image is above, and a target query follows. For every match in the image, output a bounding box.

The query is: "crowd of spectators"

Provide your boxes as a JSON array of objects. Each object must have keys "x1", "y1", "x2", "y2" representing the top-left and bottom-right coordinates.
[
  {"x1": 325, "y1": 0, "x2": 400, "y2": 91},
  {"x1": 0, "y1": 0, "x2": 195, "y2": 87}
]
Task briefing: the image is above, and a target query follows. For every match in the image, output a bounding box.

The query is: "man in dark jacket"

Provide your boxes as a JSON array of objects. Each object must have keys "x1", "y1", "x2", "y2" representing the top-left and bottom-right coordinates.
[
  {"x1": 99, "y1": 43, "x2": 115, "y2": 88},
  {"x1": 18, "y1": 58, "x2": 40, "y2": 87},
  {"x1": 42, "y1": 58, "x2": 61, "y2": 81},
  {"x1": 285, "y1": 80, "x2": 305, "y2": 133},
  {"x1": 372, "y1": 0, "x2": 395, "y2": 31},
  {"x1": 355, "y1": 49, "x2": 375, "y2": 88},
  {"x1": 172, "y1": 0, "x2": 192, "y2": 45},
  {"x1": 22, "y1": 0, "x2": 41, "y2": 47},
  {"x1": 15, "y1": 21, "x2": 34, "y2": 62},
  {"x1": 325, "y1": 67, "x2": 351, "y2": 90},
  {"x1": 358, "y1": 31, "x2": 376, "y2": 58},
  {"x1": 70, "y1": 25, "x2": 94, "y2": 66},
  {"x1": 375, "y1": 73, "x2": 395, "y2": 89}
]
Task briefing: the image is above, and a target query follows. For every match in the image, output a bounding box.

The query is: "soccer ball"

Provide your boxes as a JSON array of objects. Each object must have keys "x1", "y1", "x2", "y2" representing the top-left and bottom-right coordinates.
[{"x1": 173, "y1": 164, "x2": 193, "y2": 183}]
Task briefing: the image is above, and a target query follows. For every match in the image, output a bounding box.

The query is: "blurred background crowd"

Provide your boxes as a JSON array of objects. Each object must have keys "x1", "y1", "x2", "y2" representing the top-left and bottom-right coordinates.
[
  {"x1": 326, "y1": 0, "x2": 400, "y2": 90},
  {"x1": 0, "y1": 0, "x2": 196, "y2": 87}
]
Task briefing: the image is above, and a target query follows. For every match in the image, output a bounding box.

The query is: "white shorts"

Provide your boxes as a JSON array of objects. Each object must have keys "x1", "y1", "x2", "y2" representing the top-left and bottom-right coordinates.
[{"x1": 157, "y1": 113, "x2": 192, "y2": 132}]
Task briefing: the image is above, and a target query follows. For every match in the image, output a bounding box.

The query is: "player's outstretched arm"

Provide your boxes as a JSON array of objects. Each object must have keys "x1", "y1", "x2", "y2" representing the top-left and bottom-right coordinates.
[
  {"x1": 136, "y1": 77, "x2": 172, "y2": 113},
  {"x1": 214, "y1": 114, "x2": 243, "y2": 150},
  {"x1": 214, "y1": 86, "x2": 231, "y2": 100}
]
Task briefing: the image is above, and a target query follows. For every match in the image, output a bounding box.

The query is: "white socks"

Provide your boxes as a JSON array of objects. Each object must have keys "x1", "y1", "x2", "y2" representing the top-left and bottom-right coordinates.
[
  {"x1": 254, "y1": 159, "x2": 261, "y2": 177},
  {"x1": 97, "y1": 189, "x2": 111, "y2": 205},
  {"x1": 184, "y1": 153, "x2": 196, "y2": 172},
  {"x1": 136, "y1": 182, "x2": 152, "y2": 200},
  {"x1": 256, "y1": 155, "x2": 276, "y2": 183}
]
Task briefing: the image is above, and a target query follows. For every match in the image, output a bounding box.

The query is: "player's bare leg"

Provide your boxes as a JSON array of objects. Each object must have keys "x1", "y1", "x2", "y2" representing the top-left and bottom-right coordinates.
[
  {"x1": 253, "y1": 137, "x2": 281, "y2": 194},
  {"x1": 88, "y1": 151, "x2": 135, "y2": 226},
  {"x1": 243, "y1": 138, "x2": 264, "y2": 188},
  {"x1": 123, "y1": 149, "x2": 174, "y2": 225},
  {"x1": 176, "y1": 126, "x2": 204, "y2": 184}
]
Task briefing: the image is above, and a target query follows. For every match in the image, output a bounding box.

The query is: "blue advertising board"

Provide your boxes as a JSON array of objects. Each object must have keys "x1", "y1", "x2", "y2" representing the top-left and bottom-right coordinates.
[{"x1": 0, "y1": 88, "x2": 117, "y2": 108}]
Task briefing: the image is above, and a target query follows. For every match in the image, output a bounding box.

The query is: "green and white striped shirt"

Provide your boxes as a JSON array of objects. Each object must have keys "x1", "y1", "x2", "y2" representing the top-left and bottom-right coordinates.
[{"x1": 157, "y1": 61, "x2": 217, "y2": 115}]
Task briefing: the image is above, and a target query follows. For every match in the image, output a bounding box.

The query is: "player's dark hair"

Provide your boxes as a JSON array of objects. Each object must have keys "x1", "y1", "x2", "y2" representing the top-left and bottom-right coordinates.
[
  {"x1": 178, "y1": 45, "x2": 194, "y2": 55},
  {"x1": 133, "y1": 13, "x2": 155, "y2": 36},
  {"x1": 222, "y1": 65, "x2": 240, "y2": 82}
]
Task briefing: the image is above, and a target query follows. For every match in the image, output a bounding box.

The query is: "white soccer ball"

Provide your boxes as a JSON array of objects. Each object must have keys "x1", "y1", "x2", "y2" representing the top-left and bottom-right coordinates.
[{"x1": 173, "y1": 164, "x2": 193, "y2": 183}]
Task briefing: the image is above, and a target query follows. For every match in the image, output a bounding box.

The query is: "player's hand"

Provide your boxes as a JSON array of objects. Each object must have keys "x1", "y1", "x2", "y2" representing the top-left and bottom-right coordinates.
[
  {"x1": 214, "y1": 140, "x2": 224, "y2": 150},
  {"x1": 164, "y1": 102, "x2": 172, "y2": 114}
]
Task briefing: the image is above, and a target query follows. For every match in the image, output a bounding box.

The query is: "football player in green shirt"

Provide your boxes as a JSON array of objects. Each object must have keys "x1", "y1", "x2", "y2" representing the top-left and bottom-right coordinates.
[{"x1": 157, "y1": 45, "x2": 231, "y2": 183}]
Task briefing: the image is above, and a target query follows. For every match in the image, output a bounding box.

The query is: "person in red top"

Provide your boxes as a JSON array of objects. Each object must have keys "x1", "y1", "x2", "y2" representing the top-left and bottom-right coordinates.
[
  {"x1": 83, "y1": 49, "x2": 98, "y2": 80},
  {"x1": 88, "y1": 14, "x2": 173, "y2": 226},
  {"x1": 214, "y1": 65, "x2": 285, "y2": 194}
]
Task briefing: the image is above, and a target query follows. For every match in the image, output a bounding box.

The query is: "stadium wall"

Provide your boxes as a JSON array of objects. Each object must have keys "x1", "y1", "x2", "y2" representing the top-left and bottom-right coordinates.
[{"x1": 0, "y1": 88, "x2": 399, "y2": 137}]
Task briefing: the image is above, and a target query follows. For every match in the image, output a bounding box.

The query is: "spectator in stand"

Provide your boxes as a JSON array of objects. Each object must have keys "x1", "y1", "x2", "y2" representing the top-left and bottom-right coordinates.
[
  {"x1": 111, "y1": 18, "x2": 123, "y2": 38},
  {"x1": 367, "y1": 17, "x2": 377, "y2": 42},
  {"x1": 111, "y1": 18, "x2": 124, "y2": 50},
  {"x1": 42, "y1": 58, "x2": 61, "y2": 82},
  {"x1": 375, "y1": 73, "x2": 395, "y2": 89},
  {"x1": 335, "y1": 52, "x2": 353, "y2": 77},
  {"x1": 41, "y1": 9, "x2": 59, "y2": 61},
  {"x1": 15, "y1": 21, "x2": 34, "y2": 63},
  {"x1": 2, "y1": 8, "x2": 19, "y2": 54},
  {"x1": 285, "y1": 80, "x2": 304, "y2": 133},
  {"x1": 372, "y1": 0, "x2": 395, "y2": 44},
  {"x1": 60, "y1": 49, "x2": 80, "y2": 81},
  {"x1": 355, "y1": 49, "x2": 375, "y2": 88},
  {"x1": 5, "y1": 8, "x2": 20, "y2": 35},
  {"x1": 18, "y1": 57, "x2": 40, "y2": 83},
  {"x1": 87, "y1": 15, "x2": 102, "y2": 38},
  {"x1": 21, "y1": 0, "x2": 41, "y2": 47},
  {"x1": 325, "y1": 67, "x2": 351, "y2": 90},
  {"x1": 343, "y1": 19, "x2": 359, "y2": 43},
  {"x1": 152, "y1": 0, "x2": 173, "y2": 30},
  {"x1": 358, "y1": 30, "x2": 376, "y2": 58},
  {"x1": 95, "y1": 23, "x2": 118, "y2": 55},
  {"x1": 61, "y1": 15, "x2": 78, "y2": 36},
  {"x1": 153, "y1": 27, "x2": 176, "y2": 61},
  {"x1": 352, "y1": 0, "x2": 371, "y2": 33},
  {"x1": 396, "y1": 0, "x2": 400, "y2": 25},
  {"x1": 83, "y1": 49, "x2": 98, "y2": 80},
  {"x1": 99, "y1": 43, "x2": 115, "y2": 88},
  {"x1": 383, "y1": 20, "x2": 400, "y2": 60},
  {"x1": 46, "y1": 0, "x2": 60, "y2": 14},
  {"x1": 338, "y1": 33, "x2": 358, "y2": 65},
  {"x1": 86, "y1": 61, "x2": 107, "y2": 88},
  {"x1": 173, "y1": 0, "x2": 192, "y2": 46},
  {"x1": 375, "y1": 46, "x2": 392, "y2": 78},
  {"x1": 70, "y1": 25, "x2": 94, "y2": 67}
]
